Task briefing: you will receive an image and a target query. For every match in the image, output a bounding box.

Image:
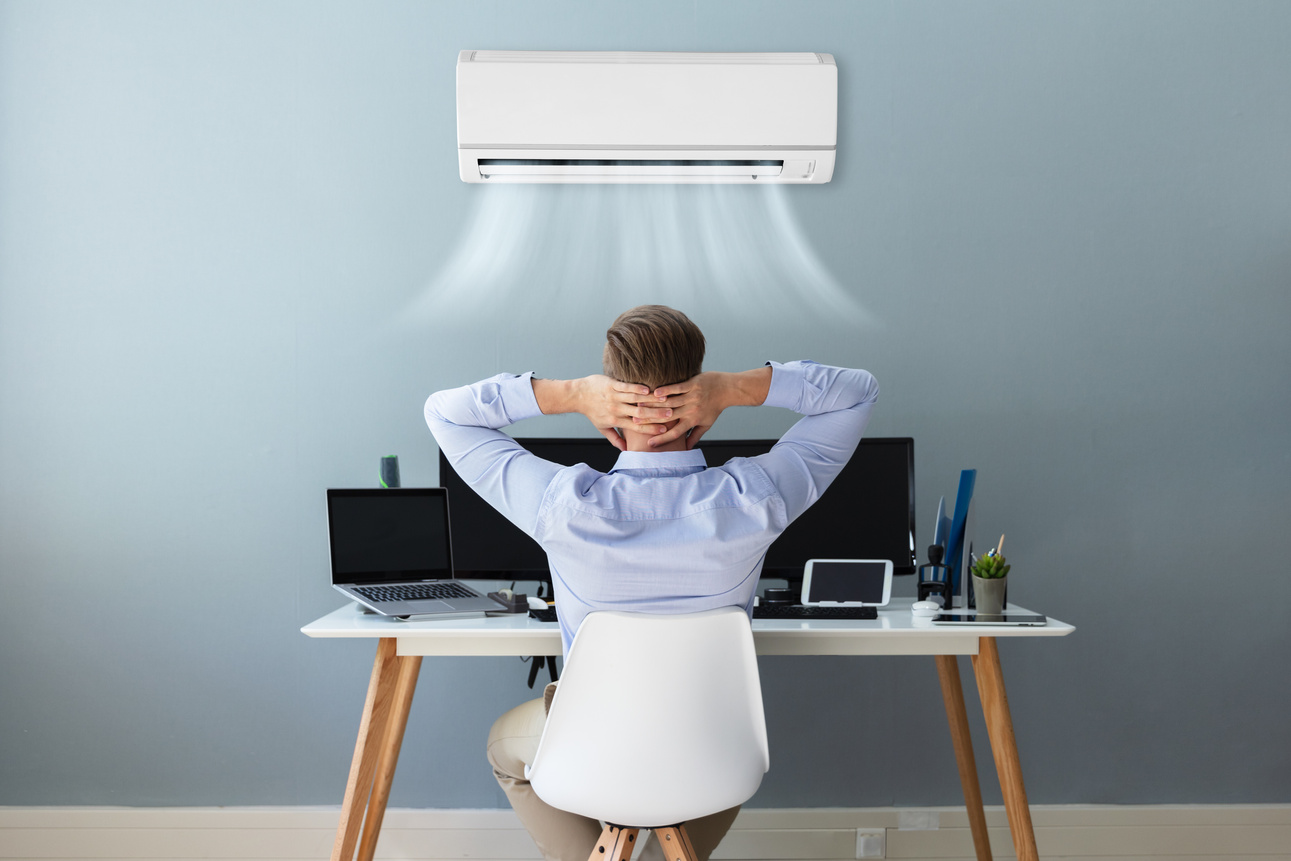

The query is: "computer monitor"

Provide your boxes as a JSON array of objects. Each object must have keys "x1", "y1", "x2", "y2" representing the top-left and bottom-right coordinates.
[{"x1": 438, "y1": 437, "x2": 916, "y2": 582}]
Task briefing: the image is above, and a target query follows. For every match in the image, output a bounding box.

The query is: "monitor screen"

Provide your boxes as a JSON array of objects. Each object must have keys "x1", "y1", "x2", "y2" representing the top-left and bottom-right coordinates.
[{"x1": 438, "y1": 437, "x2": 915, "y2": 581}]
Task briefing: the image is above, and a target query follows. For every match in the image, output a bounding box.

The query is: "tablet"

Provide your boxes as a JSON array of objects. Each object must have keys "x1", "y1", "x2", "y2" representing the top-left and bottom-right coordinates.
[
  {"x1": 801, "y1": 559, "x2": 893, "y2": 607},
  {"x1": 931, "y1": 612, "x2": 1047, "y2": 626}
]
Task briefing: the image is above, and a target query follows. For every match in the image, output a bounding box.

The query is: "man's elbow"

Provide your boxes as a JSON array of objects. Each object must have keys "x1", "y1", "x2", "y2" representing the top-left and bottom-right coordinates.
[
  {"x1": 424, "y1": 390, "x2": 454, "y2": 429},
  {"x1": 841, "y1": 368, "x2": 879, "y2": 409},
  {"x1": 860, "y1": 370, "x2": 879, "y2": 406}
]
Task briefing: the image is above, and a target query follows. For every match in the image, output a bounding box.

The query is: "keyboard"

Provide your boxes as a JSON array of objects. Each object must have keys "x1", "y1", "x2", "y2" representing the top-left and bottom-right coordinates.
[
  {"x1": 753, "y1": 603, "x2": 878, "y2": 620},
  {"x1": 528, "y1": 604, "x2": 876, "y2": 623},
  {"x1": 529, "y1": 606, "x2": 559, "y2": 623},
  {"x1": 354, "y1": 581, "x2": 480, "y2": 602}
]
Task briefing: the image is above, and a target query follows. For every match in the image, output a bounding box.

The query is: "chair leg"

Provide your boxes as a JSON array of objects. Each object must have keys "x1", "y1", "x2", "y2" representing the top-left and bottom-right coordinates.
[
  {"x1": 653, "y1": 825, "x2": 699, "y2": 861},
  {"x1": 588, "y1": 824, "x2": 639, "y2": 861}
]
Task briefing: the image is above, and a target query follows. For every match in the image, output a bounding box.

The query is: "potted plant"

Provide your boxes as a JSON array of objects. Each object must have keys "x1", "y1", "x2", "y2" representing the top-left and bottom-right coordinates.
[{"x1": 970, "y1": 535, "x2": 1010, "y2": 616}]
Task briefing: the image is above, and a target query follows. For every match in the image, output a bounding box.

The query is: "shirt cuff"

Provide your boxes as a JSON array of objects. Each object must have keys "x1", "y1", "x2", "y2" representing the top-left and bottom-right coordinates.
[
  {"x1": 762, "y1": 360, "x2": 806, "y2": 411},
  {"x1": 497, "y1": 371, "x2": 544, "y2": 423}
]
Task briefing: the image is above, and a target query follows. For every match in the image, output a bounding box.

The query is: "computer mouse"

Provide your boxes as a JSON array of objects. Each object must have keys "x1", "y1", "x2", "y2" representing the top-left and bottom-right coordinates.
[
  {"x1": 527, "y1": 595, "x2": 550, "y2": 611},
  {"x1": 911, "y1": 600, "x2": 941, "y2": 617}
]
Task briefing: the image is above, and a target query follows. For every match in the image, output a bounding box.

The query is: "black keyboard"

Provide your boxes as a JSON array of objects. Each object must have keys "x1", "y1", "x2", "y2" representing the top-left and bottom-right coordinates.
[
  {"x1": 527, "y1": 604, "x2": 875, "y2": 623},
  {"x1": 529, "y1": 606, "x2": 559, "y2": 623},
  {"x1": 753, "y1": 604, "x2": 878, "y2": 620},
  {"x1": 354, "y1": 582, "x2": 479, "y2": 602}
]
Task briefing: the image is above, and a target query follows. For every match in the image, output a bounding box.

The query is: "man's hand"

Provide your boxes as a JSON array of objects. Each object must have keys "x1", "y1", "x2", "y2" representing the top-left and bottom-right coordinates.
[
  {"x1": 645, "y1": 372, "x2": 727, "y2": 449},
  {"x1": 534, "y1": 375, "x2": 675, "y2": 451},
  {"x1": 646, "y1": 367, "x2": 773, "y2": 450},
  {"x1": 575, "y1": 375, "x2": 676, "y2": 448}
]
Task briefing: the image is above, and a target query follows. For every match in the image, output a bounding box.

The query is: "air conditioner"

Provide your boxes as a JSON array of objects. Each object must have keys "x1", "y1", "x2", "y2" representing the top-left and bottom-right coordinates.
[{"x1": 457, "y1": 51, "x2": 837, "y2": 184}]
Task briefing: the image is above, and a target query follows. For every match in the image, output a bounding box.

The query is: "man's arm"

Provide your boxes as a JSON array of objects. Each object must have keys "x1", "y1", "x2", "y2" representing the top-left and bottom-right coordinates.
[
  {"x1": 425, "y1": 373, "x2": 559, "y2": 536},
  {"x1": 754, "y1": 361, "x2": 879, "y2": 522},
  {"x1": 646, "y1": 361, "x2": 879, "y2": 519}
]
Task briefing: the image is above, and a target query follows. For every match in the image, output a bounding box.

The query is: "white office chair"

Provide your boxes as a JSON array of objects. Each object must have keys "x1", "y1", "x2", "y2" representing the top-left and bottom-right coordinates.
[{"x1": 526, "y1": 607, "x2": 770, "y2": 861}]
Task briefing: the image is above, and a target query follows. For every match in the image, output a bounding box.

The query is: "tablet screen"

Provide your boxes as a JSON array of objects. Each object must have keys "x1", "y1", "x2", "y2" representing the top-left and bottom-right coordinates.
[
  {"x1": 803, "y1": 560, "x2": 891, "y2": 605},
  {"x1": 931, "y1": 612, "x2": 1048, "y2": 626}
]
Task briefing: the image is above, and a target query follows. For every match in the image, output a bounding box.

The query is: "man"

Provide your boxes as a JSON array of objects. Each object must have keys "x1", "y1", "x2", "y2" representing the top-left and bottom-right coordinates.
[{"x1": 425, "y1": 305, "x2": 878, "y2": 861}]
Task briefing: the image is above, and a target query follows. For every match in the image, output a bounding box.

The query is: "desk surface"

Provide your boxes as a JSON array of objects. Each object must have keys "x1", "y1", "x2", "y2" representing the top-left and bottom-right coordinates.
[{"x1": 303, "y1": 598, "x2": 1073, "y2": 657}]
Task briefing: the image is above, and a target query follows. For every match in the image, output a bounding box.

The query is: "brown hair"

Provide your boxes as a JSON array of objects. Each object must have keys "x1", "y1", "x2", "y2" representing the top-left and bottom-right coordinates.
[{"x1": 602, "y1": 305, "x2": 705, "y2": 390}]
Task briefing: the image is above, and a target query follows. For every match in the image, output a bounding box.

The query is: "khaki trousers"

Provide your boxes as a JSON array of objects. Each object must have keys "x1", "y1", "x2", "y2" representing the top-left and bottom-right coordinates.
[{"x1": 486, "y1": 684, "x2": 741, "y2": 861}]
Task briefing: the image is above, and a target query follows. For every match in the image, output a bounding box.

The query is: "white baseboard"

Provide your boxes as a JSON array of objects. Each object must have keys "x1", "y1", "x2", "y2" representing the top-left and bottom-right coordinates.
[{"x1": 1, "y1": 804, "x2": 1288, "y2": 860}]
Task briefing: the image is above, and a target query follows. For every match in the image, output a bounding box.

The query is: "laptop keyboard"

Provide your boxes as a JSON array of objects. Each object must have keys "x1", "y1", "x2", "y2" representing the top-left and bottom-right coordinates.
[
  {"x1": 354, "y1": 582, "x2": 478, "y2": 603},
  {"x1": 753, "y1": 604, "x2": 878, "y2": 620}
]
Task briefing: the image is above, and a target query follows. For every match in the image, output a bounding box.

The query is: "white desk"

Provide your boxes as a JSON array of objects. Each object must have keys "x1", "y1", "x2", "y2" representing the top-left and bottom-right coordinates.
[{"x1": 304, "y1": 598, "x2": 1073, "y2": 861}]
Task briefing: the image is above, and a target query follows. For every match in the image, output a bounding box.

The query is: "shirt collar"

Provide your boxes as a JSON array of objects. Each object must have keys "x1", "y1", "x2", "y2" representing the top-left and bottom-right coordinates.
[{"x1": 609, "y1": 449, "x2": 708, "y2": 473}]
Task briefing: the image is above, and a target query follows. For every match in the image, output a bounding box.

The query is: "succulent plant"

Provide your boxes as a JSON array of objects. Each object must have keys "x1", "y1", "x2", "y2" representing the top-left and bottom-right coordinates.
[{"x1": 971, "y1": 553, "x2": 1010, "y2": 580}]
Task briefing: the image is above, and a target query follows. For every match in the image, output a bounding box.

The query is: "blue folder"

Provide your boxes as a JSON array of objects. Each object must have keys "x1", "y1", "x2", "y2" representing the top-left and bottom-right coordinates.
[{"x1": 944, "y1": 469, "x2": 976, "y2": 604}]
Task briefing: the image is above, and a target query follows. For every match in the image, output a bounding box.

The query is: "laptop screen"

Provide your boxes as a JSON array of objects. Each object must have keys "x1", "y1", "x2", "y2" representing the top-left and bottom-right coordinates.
[{"x1": 327, "y1": 488, "x2": 453, "y2": 585}]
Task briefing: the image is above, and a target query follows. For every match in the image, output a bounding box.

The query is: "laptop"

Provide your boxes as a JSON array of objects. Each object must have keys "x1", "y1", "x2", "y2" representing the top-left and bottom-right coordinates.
[{"x1": 327, "y1": 487, "x2": 503, "y2": 619}]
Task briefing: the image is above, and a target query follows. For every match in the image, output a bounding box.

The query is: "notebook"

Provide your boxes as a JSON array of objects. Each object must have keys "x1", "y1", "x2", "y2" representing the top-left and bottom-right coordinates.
[{"x1": 327, "y1": 488, "x2": 503, "y2": 619}]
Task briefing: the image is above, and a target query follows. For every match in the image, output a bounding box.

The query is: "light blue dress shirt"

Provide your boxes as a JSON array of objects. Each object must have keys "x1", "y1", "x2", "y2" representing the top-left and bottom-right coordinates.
[{"x1": 425, "y1": 361, "x2": 879, "y2": 653}]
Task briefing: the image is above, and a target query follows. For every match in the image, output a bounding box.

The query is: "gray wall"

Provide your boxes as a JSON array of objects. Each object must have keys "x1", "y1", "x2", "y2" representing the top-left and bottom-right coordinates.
[{"x1": 1, "y1": 1, "x2": 1288, "y2": 808}]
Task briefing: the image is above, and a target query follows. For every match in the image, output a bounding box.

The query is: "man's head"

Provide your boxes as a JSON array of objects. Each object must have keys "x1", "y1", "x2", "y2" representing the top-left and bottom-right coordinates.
[{"x1": 602, "y1": 305, "x2": 705, "y2": 390}]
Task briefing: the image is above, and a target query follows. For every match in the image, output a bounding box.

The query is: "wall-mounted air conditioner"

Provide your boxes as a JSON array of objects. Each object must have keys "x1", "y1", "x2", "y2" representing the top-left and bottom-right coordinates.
[{"x1": 457, "y1": 51, "x2": 837, "y2": 184}]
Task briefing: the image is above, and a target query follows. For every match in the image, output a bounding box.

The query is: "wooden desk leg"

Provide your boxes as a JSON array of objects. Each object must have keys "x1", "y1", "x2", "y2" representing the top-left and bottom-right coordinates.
[
  {"x1": 356, "y1": 652, "x2": 422, "y2": 861},
  {"x1": 332, "y1": 638, "x2": 403, "y2": 861},
  {"x1": 935, "y1": 655, "x2": 992, "y2": 861},
  {"x1": 971, "y1": 637, "x2": 1039, "y2": 861}
]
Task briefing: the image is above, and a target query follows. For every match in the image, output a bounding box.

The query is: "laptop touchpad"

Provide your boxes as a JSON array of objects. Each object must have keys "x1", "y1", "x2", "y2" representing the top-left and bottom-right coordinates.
[{"x1": 399, "y1": 599, "x2": 454, "y2": 614}]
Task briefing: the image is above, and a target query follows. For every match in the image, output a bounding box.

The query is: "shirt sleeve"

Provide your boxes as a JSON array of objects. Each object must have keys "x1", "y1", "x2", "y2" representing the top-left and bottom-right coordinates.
[
  {"x1": 424, "y1": 373, "x2": 562, "y2": 537},
  {"x1": 753, "y1": 360, "x2": 880, "y2": 523}
]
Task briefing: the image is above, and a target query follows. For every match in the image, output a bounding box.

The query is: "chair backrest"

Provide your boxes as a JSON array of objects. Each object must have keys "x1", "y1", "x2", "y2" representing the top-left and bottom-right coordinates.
[{"x1": 527, "y1": 607, "x2": 769, "y2": 828}]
